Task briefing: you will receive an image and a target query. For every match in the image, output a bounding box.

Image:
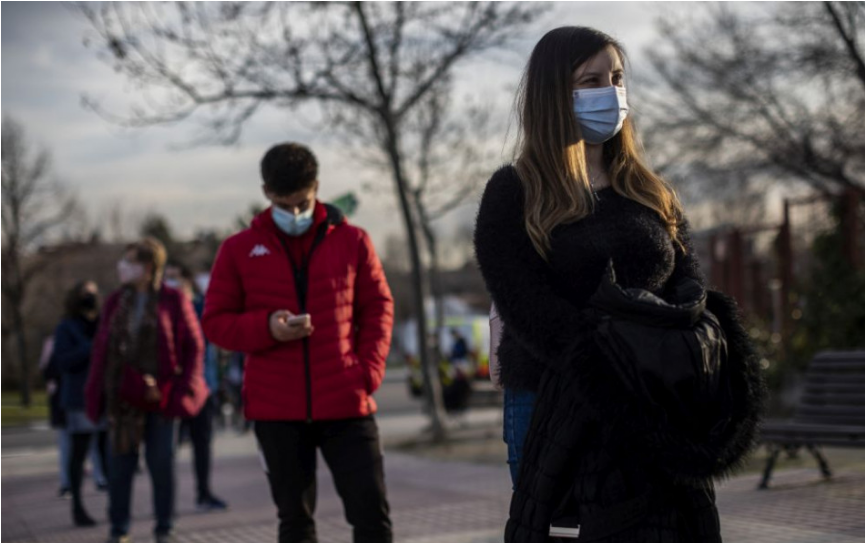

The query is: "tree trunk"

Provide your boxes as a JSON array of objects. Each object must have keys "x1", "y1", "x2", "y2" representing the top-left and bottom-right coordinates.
[
  {"x1": 383, "y1": 127, "x2": 448, "y2": 441},
  {"x1": 8, "y1": 247, "x2": 32, "y2": 408},
  {"x1": 13, "y1": 304, "x2": 31, "y2": 408},
  {"x1": 429, "y1": 240, "x2": 447, "y2": 362},
  {"x1": 416, "y1": 203, "x2": 447, "y2": 363}
]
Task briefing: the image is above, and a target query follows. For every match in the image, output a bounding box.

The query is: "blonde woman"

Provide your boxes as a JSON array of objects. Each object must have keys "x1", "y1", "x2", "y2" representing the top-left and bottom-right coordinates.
[{"x1": 86, "y1": 238, "x2": 208, "y2": 543}]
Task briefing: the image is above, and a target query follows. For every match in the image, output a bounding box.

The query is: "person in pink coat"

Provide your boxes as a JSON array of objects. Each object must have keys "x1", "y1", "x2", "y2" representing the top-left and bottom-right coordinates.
[{"x1": 85, "y1": 237, "x2": 207, "y2": 543}]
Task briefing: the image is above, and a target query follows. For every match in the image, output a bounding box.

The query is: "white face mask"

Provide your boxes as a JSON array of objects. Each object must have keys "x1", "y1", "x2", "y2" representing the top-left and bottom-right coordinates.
[
  {"x1": 573, "y1": 86, "x2": 629, "y2": 145},
  {"x1": 117, "y1": 260, "x2": 144, "y2": 285},
  {"x1": 163, "y1": 278, "x2": 182, "y2": 290}
]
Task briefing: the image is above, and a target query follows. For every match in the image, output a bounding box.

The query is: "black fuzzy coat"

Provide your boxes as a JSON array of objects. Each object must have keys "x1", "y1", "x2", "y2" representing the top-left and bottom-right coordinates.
[
  {"x1": 503, "y1": 289, "x2": 764, "y2": 542},
  {"x1": 474, "y1": 166, "x2": 703, "y2": 393}
]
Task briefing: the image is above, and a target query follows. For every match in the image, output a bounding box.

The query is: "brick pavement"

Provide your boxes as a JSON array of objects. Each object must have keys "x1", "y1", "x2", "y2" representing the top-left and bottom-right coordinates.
[{"x1": 3, "y1": 433, "x2": 865, "y2": 543}]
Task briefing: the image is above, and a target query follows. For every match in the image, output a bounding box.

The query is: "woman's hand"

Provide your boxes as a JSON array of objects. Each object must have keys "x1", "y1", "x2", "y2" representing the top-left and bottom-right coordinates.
[{"x1": 143, "y1": 374, "x2": 161, "y2": 403}]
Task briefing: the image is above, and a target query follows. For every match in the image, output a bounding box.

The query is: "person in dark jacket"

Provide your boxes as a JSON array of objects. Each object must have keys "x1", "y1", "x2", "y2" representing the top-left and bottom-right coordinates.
[
  {"x1": 443, "y1": 329, "x2": 472, "y2": 414},
  {"x1": 85, "y1": 238, "x2": 208, "y2": 543},
  {"x1": 203, "y1": 143, "x2": 394, "y2": 543},
  {"x1": 165, "y1": 261, "x2": 228, "y2": 512},
  {"x1": 474, "y1": 27, "x2": 763, "y2": 542},
  {"x1": 53, "y1": 280, "x2": 107, "y2": 526}
]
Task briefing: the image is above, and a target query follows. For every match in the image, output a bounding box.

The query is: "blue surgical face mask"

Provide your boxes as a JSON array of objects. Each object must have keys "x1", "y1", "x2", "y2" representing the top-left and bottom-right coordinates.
[
  {"x1": 573, "y1": 86, "x2": 628, "y2": 145},
  {"x1": 272, "y1": 205, "x2": 315, "y2": 236}
]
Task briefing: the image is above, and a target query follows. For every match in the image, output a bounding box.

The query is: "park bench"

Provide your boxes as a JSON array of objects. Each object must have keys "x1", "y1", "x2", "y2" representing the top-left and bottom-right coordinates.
[{"x1": 758, "y1": 350, "x2": 865, "y2": 489}]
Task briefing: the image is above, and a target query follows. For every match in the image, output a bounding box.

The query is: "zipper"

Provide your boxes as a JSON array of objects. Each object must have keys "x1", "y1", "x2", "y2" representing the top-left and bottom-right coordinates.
[{"x1": 278, "y1": 222, "x2": 329, "y2": 423}]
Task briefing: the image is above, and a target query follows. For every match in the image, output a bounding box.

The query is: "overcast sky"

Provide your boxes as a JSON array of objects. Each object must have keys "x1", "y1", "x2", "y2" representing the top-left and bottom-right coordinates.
[{"x1": 3, "y1": 1, "x2": 690, "y2": 255}]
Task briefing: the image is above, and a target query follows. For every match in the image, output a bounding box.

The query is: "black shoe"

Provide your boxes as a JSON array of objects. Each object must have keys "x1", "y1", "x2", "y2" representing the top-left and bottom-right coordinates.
[
  {"x1": 96, "y1": 481, "x2": 109, "y2": 492},
  {"x1": 196, "y1": 494, "x2": 228, "y2": 511},
  {"x1": 73, "y1": 507, "x2": 96, "y2": 527},
  {"x1": 58, "y1": 486, "x2": 70, "y2": 498}
]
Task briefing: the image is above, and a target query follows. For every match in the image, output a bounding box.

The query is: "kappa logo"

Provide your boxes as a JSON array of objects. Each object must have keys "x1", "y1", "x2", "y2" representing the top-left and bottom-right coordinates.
[{"x1": 249, "y1": 244, "x2": 271, "y2": 258}]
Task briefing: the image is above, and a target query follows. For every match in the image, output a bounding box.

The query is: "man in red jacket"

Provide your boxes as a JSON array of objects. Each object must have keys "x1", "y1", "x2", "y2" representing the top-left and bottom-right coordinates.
[{"x1": 203, "y1": 143, "x2": 394, "y2": 543}]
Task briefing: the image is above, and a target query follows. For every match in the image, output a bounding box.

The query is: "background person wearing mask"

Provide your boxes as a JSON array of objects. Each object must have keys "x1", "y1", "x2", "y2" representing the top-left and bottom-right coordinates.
[
  {"x1": 203, "y1": 142, "x2": 395, "y2": 543},
  {"x1": 164, "y1": 261, "x2": 228, "y2": 512},
  {"x1": 53, "y1": 280, "x2": 108, "y2": 526},
  {"x1": 85, "y1": 238, "x2": 208, "y2": 543}
]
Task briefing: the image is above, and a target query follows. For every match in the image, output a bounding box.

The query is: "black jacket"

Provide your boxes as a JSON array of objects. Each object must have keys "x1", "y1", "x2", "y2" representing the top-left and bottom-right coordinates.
[
  {"x1": 53, "y1": 316, "x2": 98, "y2": 410},
  {"x1": 504, "y1": 269, "x2": 765, "y2": 543}
]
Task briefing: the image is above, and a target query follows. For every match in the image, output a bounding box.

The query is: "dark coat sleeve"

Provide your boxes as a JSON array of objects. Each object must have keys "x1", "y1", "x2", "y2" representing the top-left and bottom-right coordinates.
[{"x1": 474, "y1": 167, "x2": 595, "y2": 362}]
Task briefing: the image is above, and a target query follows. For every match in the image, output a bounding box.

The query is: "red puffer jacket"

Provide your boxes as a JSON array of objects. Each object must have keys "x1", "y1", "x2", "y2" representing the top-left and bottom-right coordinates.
[{"x1": 202, "y1": 203, "x2": 394, "y2": 421}]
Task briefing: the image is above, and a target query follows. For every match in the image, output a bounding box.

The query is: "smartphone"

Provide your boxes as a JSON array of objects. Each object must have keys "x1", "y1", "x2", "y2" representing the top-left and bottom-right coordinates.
[{"x1": 286, "y1": 314, "x2": 311, "y2": 327}]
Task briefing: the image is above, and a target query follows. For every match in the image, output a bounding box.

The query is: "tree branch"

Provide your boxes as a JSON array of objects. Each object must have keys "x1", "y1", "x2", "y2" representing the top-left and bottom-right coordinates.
[
  {"x1": 354, "y1": 2, "x2": 391, "y2": 112},
  {"x1": 824, "y1": 1, "x2": 865, "y2": 93}
]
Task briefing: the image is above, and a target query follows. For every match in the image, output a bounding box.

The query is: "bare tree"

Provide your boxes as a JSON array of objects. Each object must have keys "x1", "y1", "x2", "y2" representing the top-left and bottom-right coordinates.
[
  {"x1": 406, "y1": 85, "x2": 499, "y2": 359},
  {"x1": 1, "y1": 116, "x2": 80, "y2": 406},
  {"x1": 643, "y1": 2, "x2": 865, "y2": 203},
  {"x1": 76, "y1": 1, "x2": 543, "y2": 439},
  {"x1": 355, "y1": 82, "x2": 498, "y2": 362}
]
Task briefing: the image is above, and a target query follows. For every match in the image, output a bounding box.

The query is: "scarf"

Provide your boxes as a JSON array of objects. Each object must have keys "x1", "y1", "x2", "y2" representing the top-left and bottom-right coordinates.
[{"x1": 105, "y1": 285, "x2": 161, "y2": 454}]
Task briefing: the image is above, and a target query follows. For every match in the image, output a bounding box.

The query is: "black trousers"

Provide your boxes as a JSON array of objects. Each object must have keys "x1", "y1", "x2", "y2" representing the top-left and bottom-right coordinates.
[
  {"x1": 70, "y1": 431, "x2": 107, "y2": 513},
  {"x1": 185, "y1": 394, "x2": 215, "y2": 500},
  {"x1": 254, "y1": 416, "x2": 392, "y2": 543}
]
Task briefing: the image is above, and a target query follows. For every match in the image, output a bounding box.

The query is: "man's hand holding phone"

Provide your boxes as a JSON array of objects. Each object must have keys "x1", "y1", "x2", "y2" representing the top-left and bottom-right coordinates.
[{"x1": 269, "y1": 310, "x2": 314, "y2": 342}]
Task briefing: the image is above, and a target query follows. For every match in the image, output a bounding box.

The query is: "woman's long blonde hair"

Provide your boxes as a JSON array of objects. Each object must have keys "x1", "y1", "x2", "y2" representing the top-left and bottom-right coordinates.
[
  {"x1": 515, "y1": 26, "x2": 685, "y2": 260},
  {"x1": 128, "y1": 236, "x2": 167, "y2": 290}
]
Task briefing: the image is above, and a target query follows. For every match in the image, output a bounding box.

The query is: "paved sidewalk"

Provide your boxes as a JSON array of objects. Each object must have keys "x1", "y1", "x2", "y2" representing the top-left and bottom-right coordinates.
[{"x1": 3, "y1": 418, "x2": 865, "y2": 543}]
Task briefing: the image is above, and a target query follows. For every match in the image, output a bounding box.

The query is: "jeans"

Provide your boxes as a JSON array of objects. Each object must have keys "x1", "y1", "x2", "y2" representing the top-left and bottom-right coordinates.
[
  {"x1": 90, "y1": 436, "x2": 106, "y2": 485},
  {"x1": 503, "y1": 388, "x2": 537, "y2": 488},
  {"x1": 61, "y1": 426, "x2": 106, "y2": 490},
  {"x1": 107, "y1": 413, "x2": 175, "y2": 537},
  {"x1": 254, "y1": 416, "x2": 392, "y2": 543}
]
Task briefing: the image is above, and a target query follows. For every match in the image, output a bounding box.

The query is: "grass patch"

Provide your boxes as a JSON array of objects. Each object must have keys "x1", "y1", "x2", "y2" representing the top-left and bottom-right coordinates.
[{"x1": 1, "y1": 390, "x2": 50, "y2": 427}]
